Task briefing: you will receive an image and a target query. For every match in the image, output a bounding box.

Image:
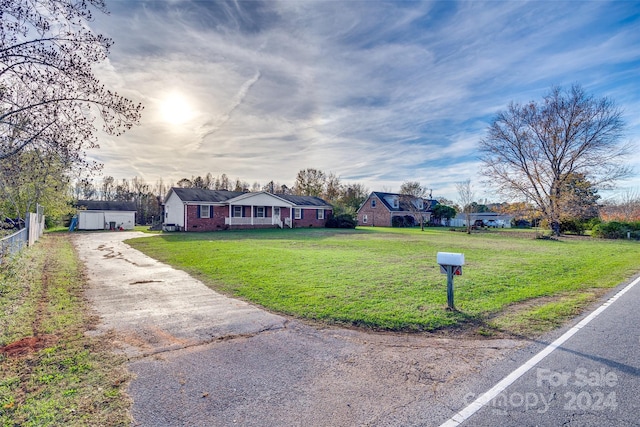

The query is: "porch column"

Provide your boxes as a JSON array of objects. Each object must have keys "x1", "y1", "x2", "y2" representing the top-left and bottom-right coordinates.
[{"x1": 251, "y1": 205, "x2": 254, "y2": 225}]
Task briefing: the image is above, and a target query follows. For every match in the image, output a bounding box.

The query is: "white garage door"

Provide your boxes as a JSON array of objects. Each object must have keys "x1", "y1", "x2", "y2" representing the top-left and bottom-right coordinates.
[{"x1": 78, "y1": 211, "x2": 105, "y2": 230}]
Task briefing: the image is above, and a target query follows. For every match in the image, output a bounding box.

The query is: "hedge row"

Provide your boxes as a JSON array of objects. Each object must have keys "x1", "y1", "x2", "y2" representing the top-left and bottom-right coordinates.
[{"x1": 592, "y1": 221, "x2": 640, "y2": 239}]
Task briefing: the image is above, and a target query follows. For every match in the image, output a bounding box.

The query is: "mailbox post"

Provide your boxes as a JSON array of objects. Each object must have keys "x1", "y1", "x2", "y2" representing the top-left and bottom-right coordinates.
[{"x1": 437, "y1": 252, "x2": 464, "y2": 310}]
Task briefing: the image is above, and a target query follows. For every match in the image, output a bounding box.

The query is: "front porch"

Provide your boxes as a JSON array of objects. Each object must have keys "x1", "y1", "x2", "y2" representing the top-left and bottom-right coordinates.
[
  {"x1": 225, "y1": 216, "x2": 290, "y2": 228},
  {"x1": 225, "y1": 197, "x2": 293, "y2": 229}
]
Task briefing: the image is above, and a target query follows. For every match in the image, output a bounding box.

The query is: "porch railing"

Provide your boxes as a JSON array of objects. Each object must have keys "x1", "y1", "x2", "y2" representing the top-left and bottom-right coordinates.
[{"x1": 225, "y1": 217, "x2": 277, "y2": 226}]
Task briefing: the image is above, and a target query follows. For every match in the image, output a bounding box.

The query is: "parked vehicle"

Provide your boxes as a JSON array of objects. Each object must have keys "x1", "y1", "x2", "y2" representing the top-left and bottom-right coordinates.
[{"x1": 3, "y1": 218, "x2": 25, "y2": 230}]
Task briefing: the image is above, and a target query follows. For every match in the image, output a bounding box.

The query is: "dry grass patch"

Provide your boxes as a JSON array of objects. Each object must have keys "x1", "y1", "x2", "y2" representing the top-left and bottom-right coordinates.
[{"x1": 0, "y1": 234, "x2": 131, "y2": 426}]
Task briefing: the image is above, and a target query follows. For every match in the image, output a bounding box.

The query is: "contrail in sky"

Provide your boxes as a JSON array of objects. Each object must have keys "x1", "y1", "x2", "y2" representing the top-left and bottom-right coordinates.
[{"x1": 198, "y1": 70, "x2": 261, "y2": 147}]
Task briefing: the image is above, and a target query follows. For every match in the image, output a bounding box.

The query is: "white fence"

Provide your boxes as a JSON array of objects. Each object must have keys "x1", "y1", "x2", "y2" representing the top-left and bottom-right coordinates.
[{"x1": 0, "y1": 206, "x2": 45, "y2": 263}]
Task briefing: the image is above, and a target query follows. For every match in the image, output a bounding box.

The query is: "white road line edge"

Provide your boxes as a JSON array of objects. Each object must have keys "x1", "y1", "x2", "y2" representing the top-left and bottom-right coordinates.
[{"x1": 439, "y1": 274, "x2": 640, "y2": 427}]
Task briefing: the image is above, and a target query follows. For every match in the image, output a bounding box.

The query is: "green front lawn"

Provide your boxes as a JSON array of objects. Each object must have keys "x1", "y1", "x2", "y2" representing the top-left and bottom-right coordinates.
[{"x1": 126, "y1": 227, "x2": 640, "y2": 335}]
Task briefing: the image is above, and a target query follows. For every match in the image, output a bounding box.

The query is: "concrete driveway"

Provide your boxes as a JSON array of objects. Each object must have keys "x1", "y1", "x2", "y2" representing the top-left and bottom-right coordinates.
[{"x1": 73, "y1": 232, "x2": 523, "y2": 426}]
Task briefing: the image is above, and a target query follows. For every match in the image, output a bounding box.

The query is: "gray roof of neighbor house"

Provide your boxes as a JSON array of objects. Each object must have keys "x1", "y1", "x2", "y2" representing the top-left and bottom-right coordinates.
[
  {"x1": 168, "y1": 188, "x2": 332, "y2": 207},
  {"x1": 169, "y1": 187, "x2": 246, "y2": 203},
  {"x1": 77, "y1": 200, "x2": 137, "y2": 211},
  {"x1": 364, "y1": 192, "x2": 439, "y2": 212}
]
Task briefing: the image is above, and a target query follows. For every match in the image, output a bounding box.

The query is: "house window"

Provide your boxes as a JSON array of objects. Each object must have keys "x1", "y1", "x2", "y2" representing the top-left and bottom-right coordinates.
[
  {"x1": 199, "y1": 205, "x2": 210, "y2": 218},
  {"x1": 363, "y1": 214, "x2": 368, "y2": 223},
  {"x1": 233, "y1": 206, "x2": 242, "y2": 217},
  {"x1": 371, "y1": 199, "x2": 377, "y2": 208},
  {"x1": 393, "y1": 198, "x2": 399, "y2": 208},
  {"x1": 294, "y1": 208, "x2": 302, "y2": 219},
  {"x1": 317, "y1": 209, "x2": 324, "y2": 220},
  {"x1": 256, "y1": 206, "x2": 265, "y2": 218}
]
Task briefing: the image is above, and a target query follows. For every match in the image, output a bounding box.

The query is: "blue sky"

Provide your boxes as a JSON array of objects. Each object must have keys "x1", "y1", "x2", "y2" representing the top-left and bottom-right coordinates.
[{"x1": 89, "y1": 0, "x2": 640, "y2": 201}]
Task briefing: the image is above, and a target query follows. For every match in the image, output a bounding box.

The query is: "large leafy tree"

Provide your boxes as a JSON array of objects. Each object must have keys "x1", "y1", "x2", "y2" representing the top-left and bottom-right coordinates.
[
  {"x1": 557, "y1": 173, "x2": 600, "y2": 222},
  {"x1": 336, "y1": 183, "x2": 368, "y2": 216},
  {"x1": 479, "y1": 85, "x2": 629, "y2": 235},
  {"x1": 431, "y1": 204, "x2": 456, "y2": 225},
  {"x1": 0, "y1": 149, "x2": 73, "y2": 223},
  {"x1": 293, "y1": 168, "x2": 326, "y2": 197},
  {"x1": 0, "y1": 0, "x2": 142, "y2": 164}
]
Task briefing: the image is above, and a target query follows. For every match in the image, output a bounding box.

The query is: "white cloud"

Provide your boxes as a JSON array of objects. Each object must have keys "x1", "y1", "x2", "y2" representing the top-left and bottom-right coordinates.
[{"x1": 86, "y1": 0, "x2": 640, "y2": 200}]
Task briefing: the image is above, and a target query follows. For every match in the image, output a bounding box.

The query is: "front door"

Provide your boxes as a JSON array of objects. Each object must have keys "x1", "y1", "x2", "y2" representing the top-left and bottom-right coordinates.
[{"x1": 273, "y1": 207, "x2": 281, "y2": 226}]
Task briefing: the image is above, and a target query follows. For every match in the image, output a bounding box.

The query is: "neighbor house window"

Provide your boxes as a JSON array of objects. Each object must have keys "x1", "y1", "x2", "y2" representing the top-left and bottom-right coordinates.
[
  {"x1": 294, "y1": 208, "x2": 302, "y2": 219},
  {"x1": 256, "y1": 206, "x2": 265, "y2": 218},
  {"x1": 199, "y1": 205, "x2": 210, "y2": 218},
  {"x1": 317, "y1": 209, "x2": 324, "y2": 220},
  {"x1": 371, "y1": 199, "x2": 377, "y2": 208},
  {"x1": 233, "y1": 206, "x2": 242, "y2": 217},
  {"x1": 363, "y1": 214, "x2": 368, "y2": 223}
]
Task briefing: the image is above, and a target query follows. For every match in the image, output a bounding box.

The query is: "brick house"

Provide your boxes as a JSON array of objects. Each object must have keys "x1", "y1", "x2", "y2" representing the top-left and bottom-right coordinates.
[
  {"x1": 163, "y1": 187, "x2": 332, "y2": 231},
  {"x1": 356, "y1": 191, "x2": 438, "y2": 227}
]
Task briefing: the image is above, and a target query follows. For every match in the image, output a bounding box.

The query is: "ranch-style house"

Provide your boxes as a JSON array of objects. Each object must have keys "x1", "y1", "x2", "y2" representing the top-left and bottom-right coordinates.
[{"x1": 163, "y1": 187, "x2": 333, "y2": 231}]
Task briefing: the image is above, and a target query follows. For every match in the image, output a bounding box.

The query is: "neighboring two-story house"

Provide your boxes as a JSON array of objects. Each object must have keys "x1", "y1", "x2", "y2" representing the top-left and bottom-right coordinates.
[{"x1": 356, "y1": 192, "x2": 438, "y2": 227}]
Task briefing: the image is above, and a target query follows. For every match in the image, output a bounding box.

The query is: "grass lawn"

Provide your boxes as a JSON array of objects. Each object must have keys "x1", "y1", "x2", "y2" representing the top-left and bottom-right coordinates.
[
  {"x1": 126, "y1": 227, "x2": 640, "y2": 335},
  {"x1": 0, "y1": 235, "x2": 130, "y2": 426}
]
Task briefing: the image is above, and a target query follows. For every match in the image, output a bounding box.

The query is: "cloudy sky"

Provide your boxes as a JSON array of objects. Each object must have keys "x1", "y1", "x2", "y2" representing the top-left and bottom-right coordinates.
[{"x1": 89, "y1": 0, "x2": 640, "y2": 200}]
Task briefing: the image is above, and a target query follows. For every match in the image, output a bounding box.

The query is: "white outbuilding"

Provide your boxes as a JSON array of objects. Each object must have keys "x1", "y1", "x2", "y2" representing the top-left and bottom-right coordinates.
[{"x1": 76, "y1": 200, "x2": 136, "y2": 230}]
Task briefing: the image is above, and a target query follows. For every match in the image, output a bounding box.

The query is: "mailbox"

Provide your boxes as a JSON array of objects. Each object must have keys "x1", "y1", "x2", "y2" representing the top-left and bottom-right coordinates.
[
  {"x1": 437, "y1": 252, "x2": 465, "y2": 267},
  {"x1": 437, "y1": 252, "x2": 465, "y2": 310}
]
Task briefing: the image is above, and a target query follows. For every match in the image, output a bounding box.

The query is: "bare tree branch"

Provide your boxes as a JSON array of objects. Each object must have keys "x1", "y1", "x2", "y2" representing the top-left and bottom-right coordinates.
[
  {"x1": 479, "y1": 85, "x2": 631, "y2": 235},
  {"x1": 0, "y1": 0, "x2": 143, "y2": 161}
]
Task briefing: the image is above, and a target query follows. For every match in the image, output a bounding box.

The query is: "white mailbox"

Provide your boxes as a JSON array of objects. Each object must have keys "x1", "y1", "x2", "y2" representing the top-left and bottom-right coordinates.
[
  {"x1": 437, "y1": 252, "x2": 465, "y2": 310},
  {"x1": 437, "y1": 252, "x2": 465, "y2": 267}
]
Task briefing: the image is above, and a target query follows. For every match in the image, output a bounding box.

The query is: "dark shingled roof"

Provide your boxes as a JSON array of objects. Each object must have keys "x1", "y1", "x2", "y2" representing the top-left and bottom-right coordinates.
[
  {"x1": 276, "y1": 194, "x2": 332, "y2": 207},
  {"x1": 369, "y1": 192, "x2": 438, "y2": 212},
  {"x1": 169, "y1": 188, "x2": 332, "y2": 207},
  {"x1": 170, "y1": 188, "x2": 246, "y2": 203},
  {"x1": 77, "y1": 200, "x2": 137, "y2": 211}
]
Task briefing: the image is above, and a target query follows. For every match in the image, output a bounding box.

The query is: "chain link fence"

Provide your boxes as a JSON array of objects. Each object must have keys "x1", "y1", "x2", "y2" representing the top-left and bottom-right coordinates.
[{"x1": 0, "y1": 205, "x2": 46, "y2": 264}]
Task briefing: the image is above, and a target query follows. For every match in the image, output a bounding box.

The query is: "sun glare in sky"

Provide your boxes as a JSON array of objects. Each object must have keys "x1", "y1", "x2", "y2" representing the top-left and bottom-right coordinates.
[{"x1": 159, "y1": 92, "x2": 195, "y2": 125}]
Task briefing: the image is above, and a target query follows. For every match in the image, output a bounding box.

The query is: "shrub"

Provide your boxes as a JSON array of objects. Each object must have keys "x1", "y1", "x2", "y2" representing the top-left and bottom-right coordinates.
[
  {"x1": 325, "y1": 214, "x2": 357, "y2": 229},
  {"x1": 404, "y1": 215, "x2": 416, "y2": 227},
  {"x1": 592, "y1": 221, "x2": 640, "y2": 239},
  {"x1": 560, "y1": 219, "x2": 586, "y2": 235},
  {"x1": 513, "y1": 219, "x2": 531, "y2": 228},
  {"x1": 391, "y1": 216, "x2": 405, "y2": 227},
  {"x1": 585, "y1": 217, "x2": 602, "y2": 230}
]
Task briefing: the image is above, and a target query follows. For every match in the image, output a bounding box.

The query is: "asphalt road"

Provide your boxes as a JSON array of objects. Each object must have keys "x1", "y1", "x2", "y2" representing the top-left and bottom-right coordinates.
[
  {"x1": 439, "y1": 275, "x2": 640, "y2": 427},
  {"x1": 73, "y1": 232, "x2": 524, "y2": 427}
]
